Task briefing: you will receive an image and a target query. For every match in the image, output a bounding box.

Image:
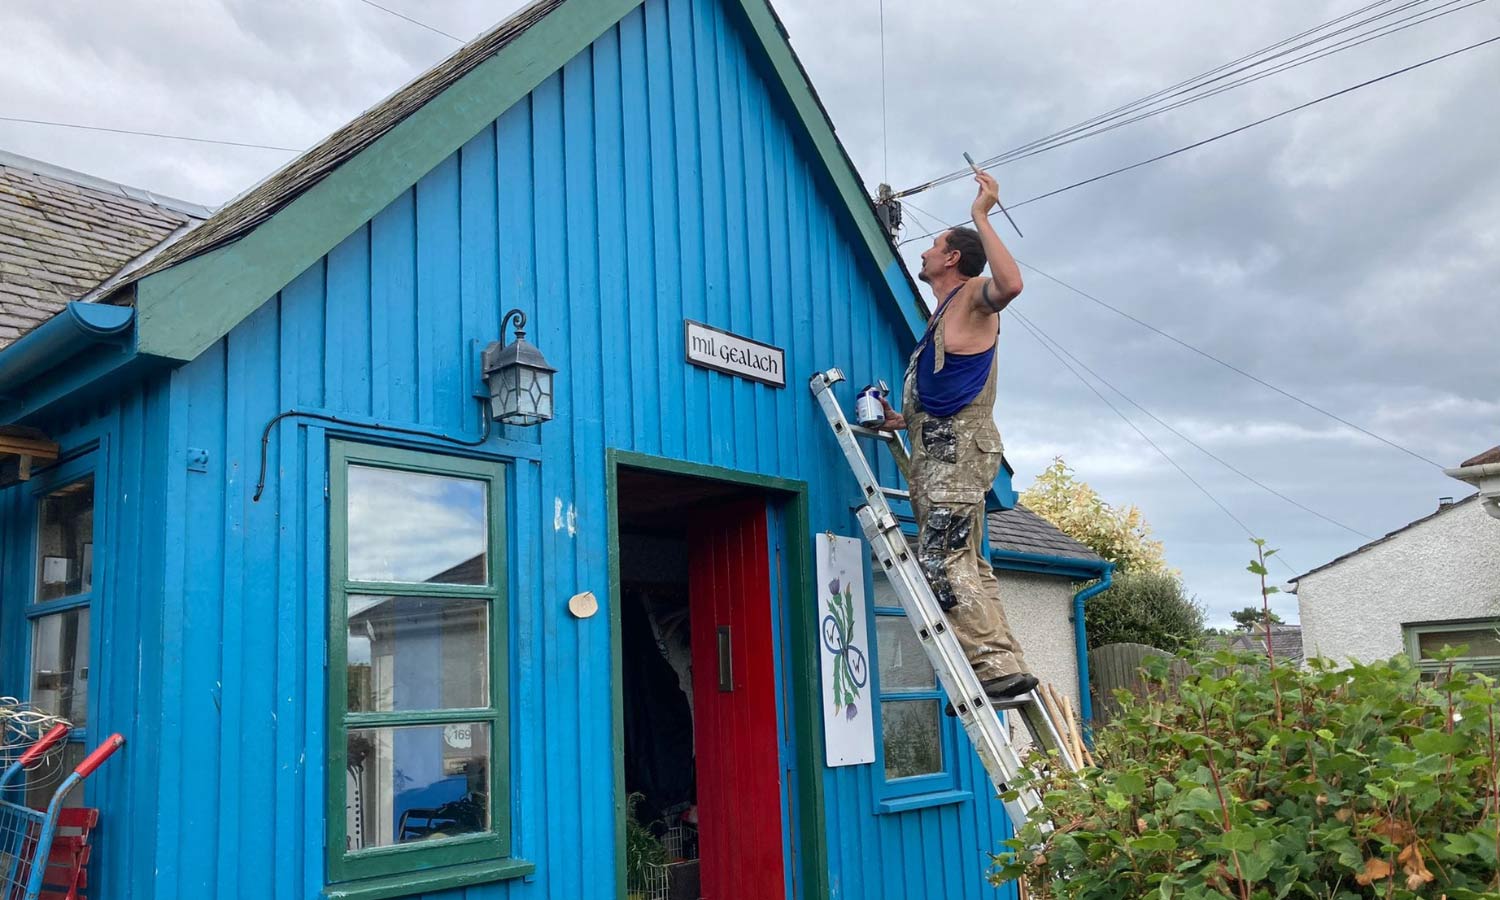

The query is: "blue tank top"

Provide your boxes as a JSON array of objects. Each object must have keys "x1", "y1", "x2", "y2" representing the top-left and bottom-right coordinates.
[{"x1": 915, "y1": 288, "x2": 995, "y2": 418}]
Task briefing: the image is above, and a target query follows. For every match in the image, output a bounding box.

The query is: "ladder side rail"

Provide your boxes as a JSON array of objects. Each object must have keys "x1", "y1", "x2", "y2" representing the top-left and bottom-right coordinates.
[{"x1": 859, "y1": 507, "x2": 1042, "y2": 818}]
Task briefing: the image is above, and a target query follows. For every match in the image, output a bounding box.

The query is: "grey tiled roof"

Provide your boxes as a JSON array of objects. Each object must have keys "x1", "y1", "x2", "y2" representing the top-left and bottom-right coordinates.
[
  {"x1": 1222, "y1": 623, "x2": 1304, "y2": 664},
  {"x1": 0, "y1": 151, "x2": 209, "y2": 348},
  {"x1": 987, "y1": 503, "x2": 1104, "y2": 563}
]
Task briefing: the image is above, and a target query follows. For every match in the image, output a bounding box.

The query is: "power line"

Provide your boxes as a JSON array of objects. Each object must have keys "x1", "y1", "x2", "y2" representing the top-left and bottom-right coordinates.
[
  {"x1": 949, "y1": 0, "x2": 1489, "y2": 186},
  {"x1": 899, "y1": 32, "x2": 1500, "y2": 244},
  {"x1": 1015, "y1": 261, "x2": 1447, "y2": 469},
  {"x1": 1011, "y1": 308, "x2": 1373, "y2": 540},
  {"x1": 1010, "y1": 310, "x2": 1301, "y2": 576},
  {"x1": 898, "y1": 0, "x2": 1444, "y2": 196},
  {"x1": 878, "y1": 0, "x2": 890, "y2": 183},
  {"x1": 0, "y1": 115, "x2": 300, "y2": 152},
  {"x1": 354, "y1": 0, "x2": 463, "y2": 42}
]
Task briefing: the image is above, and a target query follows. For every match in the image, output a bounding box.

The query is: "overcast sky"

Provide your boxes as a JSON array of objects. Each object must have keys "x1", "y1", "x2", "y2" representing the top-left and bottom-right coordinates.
[{"x1": 4, "y1": 0, "x2": 1496, "y2": 627}]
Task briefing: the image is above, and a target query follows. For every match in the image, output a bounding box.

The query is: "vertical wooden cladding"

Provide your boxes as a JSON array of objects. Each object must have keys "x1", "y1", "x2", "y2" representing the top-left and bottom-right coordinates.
[
  {"x1": 689, "y1": 501, "x2": 785, "y2": 900},
  {"x1": 124, "y1": 0, "x2": 1009, "y2": 898}
]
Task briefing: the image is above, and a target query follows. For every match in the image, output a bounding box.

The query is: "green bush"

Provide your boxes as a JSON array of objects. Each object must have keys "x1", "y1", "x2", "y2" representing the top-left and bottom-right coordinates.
[
  {"x1": 1084, "y1": 570, "x2": 1205, "y2": 652},
  {"x1": 993, "y1": 650, "x2": 1500, "y2": 899}
]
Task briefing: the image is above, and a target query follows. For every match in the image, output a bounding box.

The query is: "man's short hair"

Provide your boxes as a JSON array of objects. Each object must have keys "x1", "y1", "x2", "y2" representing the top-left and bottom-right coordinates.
[{"x1": 943, "y1": 227, "x2": 986, "y2": 277}]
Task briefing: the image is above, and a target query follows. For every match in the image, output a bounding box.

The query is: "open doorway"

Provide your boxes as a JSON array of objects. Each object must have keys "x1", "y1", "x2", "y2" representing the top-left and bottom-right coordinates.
[{"x1": 615, "y1": 465, "x2": 789, "y2": 900}]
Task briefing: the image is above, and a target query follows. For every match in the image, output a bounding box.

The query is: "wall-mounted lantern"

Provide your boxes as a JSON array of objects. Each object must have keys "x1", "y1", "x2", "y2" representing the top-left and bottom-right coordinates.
[{"x1": 482, "y1": 309, "x2": 556, "y2": 426}]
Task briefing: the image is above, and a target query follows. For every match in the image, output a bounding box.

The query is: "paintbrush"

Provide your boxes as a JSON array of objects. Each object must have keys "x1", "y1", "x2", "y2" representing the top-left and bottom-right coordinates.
[{"x1": 964, "y1": 152, "x2": 1023, "y2": 238}]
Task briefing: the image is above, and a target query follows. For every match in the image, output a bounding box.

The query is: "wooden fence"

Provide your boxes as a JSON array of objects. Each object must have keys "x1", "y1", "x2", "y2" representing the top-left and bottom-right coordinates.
[{"x1": 1087, "y1": 642, "x2": 1192, "y2": 725}]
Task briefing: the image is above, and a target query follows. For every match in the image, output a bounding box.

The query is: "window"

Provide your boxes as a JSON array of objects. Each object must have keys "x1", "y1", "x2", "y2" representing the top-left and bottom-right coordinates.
[
  {"x1": 26, "y1": 472, "x2": 96, "y2": 810},
  {"x1": 1405, "y1": 620, "x2": 1500, "y2": 678},
  {"x1": 327, "y1": 443, "x2": 520, "y2": 887},
  {"x1": 868, "y1": 546, "x2": 963, "y2": 808}
]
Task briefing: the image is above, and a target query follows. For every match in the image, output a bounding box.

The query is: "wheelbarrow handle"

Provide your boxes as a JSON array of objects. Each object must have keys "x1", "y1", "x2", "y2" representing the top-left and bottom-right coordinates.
[
  {"x1": 75, "y1": 733, "x2": 125, "y2": 778},
  {"x1": 19, "y1": 723, "x2": 70, "y2": 767}
]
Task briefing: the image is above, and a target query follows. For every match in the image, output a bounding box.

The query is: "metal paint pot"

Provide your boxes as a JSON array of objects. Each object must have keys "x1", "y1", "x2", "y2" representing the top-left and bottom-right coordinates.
[{"x1": 855, "y1": 383, "x2": 887, "y2": 428}]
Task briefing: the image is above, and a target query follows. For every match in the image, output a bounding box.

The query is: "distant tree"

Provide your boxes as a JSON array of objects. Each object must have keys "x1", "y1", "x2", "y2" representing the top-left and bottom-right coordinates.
[
  {"x1": 1083, "y1": 570, "x2": 1204, "y2": 652},
  {"x1": 1230, "y1": 605, "x2": 1283, "y2": 630},
  {"x1": 1019, "y1": 458, "x2": 1168, "y2": 576}
]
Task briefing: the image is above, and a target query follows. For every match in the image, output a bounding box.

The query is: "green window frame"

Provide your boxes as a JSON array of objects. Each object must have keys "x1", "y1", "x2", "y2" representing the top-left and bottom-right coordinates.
[
  {"x1": 1404, "y1": 618, "x2": 1500, "y2": 678},
  {"x1": 326, "y1": 441, "x2": 525, "y2": 893}
]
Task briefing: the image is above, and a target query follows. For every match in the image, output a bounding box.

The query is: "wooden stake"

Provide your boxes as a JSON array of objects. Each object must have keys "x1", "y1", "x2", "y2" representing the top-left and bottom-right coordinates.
[
  {"x1": 1061, "y1": 692, "x2": 1087, "y2": 767},
  {"x1": 1038, "y1": 683, "x2": 1068, "y2": 760}
]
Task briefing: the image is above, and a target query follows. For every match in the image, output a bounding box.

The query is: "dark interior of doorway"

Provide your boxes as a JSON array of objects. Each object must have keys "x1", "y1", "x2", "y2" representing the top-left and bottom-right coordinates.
[{"x1": 616, "y1": 467, "x2": 766, "y2": 900}]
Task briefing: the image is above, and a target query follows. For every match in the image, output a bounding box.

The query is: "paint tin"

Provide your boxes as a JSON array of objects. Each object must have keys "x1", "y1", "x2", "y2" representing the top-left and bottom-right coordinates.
[{"x1": 855, "y1": 384, "x2": 886, "y2": 428}]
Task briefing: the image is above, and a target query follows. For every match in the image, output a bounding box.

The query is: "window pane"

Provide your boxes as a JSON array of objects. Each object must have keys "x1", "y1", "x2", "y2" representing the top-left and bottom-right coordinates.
[
  {"x1": 25, "y1": 741, "x2": 88, "y2": 812},
  {"x1": 877, "y1": 616, "x2": 935, "y2": 691},
  {"x1": 346, "y1": 595, "x2": 489, "y2": 713},
  {"x1": 1417, "y1": 626, "x2": 1500, "y2": 660},
  {"x1": 346, "y1": 466, "x2": 487, "y2": 585},
  {"x1": 345, "y1": 724, "x2": 490, "y2": 851},
  {"x1": 31, "y1": 608, "x2": 89, "y2": 728},
  {"x1": 871, "y1": 565, "x2": 901, "y2": 609},
  {"x1": 882, "y1": 700, "x2": 942, "y2": 780},
  {"x1": 36, "y1": 477, "x2": 94, "y2": 602}
]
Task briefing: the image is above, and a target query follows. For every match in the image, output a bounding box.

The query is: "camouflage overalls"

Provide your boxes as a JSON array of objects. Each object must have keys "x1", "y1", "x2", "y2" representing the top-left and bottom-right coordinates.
[{"x1": 901, "y1": 295, "x2": 1027, "y2": 682}]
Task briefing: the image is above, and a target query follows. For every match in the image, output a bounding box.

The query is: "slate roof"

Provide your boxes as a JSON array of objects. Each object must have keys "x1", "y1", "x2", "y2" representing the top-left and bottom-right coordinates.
[
  {"x1": 0, "y1": 150, "x2": 209, "y2": 348},
  {"x1": 987, "y1": 503, "x2": 1104, "y2": 564},
  {"x1": 116, "y1": 0, "x2": 567, "y2": 286},
  {"x1": 1462, "y1": 445, "x2": 1500, "y2": 467},
  {"x1": 1291, "y1": 493, "x2": 1479, "y2": 583},
  {"x1": 1222, "y1": 623, "x2": 1304, "y2": 664}
]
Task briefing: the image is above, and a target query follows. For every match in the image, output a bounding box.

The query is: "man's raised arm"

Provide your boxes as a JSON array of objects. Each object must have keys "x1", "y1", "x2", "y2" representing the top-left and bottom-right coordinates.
[{"x1": 967, "y1": 171, "x2": 1023, "y2": 314}]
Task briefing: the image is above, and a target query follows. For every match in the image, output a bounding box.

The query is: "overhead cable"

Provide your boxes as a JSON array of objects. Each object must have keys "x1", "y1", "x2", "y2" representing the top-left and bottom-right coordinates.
[
  {"x1": 933, "y1": 0, "x2": 1490, "y2": 189},
  {"x1": 898, "y1": 0, "x2": 1456, "y2": 196},
  {"x1": 1014, "y1": 262, "x2": 1448, "y2": 469},
  {"x1": 898, "y1": 32, "x2": 1500, "y2": 244},
  {"x1": 353, "y1": 0, "x2": 464, "y2": 42},
  {"x1": 0, "y1": 115, "x2": 299, "y2": 152},
  {"x1": 1011, "y1": 309, "x2": 1374, "y2": 539},
  {"x1": 1010, "y1": 311, "x2": 1302, "y2": 576}
]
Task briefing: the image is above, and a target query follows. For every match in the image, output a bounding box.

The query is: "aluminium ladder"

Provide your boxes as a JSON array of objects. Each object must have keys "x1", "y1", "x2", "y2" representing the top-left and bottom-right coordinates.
[{"x1": 809, "y1": 368, "x2": 1079, "y2": 829}]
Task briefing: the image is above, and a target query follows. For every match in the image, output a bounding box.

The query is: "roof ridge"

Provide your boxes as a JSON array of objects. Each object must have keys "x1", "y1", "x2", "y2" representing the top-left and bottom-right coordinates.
[
  {"x1": 1291, "y1": 492, "x2": 1480, "y2": 582},
  {"x1": 0, "y1": 149, "x2": 214, "y2": 220}
]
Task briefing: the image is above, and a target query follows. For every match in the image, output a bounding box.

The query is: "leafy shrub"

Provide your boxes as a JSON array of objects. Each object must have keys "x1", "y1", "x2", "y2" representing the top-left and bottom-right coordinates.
[
  {"x1": 993, "y1": 649, "x2": 1500, "y2": 898},
  {"x1": 1084, "y1": 570, "x2": 1205, "y2": 652},
  {"x1": 1020, "y1": 458, "x2": 1169, "y2": 576}
]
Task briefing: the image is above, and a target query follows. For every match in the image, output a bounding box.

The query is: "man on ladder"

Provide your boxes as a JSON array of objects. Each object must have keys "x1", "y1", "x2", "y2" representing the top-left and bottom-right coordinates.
[{"x1": 877, "y1": 170, "x2": 1037, "y2": 711}]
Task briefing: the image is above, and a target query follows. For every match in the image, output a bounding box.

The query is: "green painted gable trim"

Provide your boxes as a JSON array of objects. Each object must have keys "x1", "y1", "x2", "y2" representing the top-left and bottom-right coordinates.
[
  {"x1": 131, "y1": 0, "x2": 922, "y2": 363},
  {"x1": 133, "y1": 0, "x2": 639, "y2": 362},
  {"x1": 726, "y1": 1, "x2": 926, "y2": 340}
]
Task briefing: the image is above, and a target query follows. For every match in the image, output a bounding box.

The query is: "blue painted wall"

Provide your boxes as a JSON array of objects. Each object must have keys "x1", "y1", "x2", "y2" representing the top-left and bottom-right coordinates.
[
  {"x1": 0, "y1": 0, "x2": 1019, "y2": 897},
  {"x1": 0, "y1": 381, "x2": 175, "y2": 900}
]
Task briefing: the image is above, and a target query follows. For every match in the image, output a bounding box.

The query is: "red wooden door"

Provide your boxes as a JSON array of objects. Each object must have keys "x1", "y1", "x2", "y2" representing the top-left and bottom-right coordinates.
[{"x1": 689, "y1": 500, "x2": 787, "y2": 900}]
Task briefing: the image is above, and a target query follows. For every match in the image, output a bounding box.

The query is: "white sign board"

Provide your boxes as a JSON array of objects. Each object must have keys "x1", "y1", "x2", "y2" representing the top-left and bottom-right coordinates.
[
  {"x1": 684, "y1": 320, "x2": 785, "y2": 388},
  {"x1": 817, "y1": 533, "x2": 875, "y2": 767}
]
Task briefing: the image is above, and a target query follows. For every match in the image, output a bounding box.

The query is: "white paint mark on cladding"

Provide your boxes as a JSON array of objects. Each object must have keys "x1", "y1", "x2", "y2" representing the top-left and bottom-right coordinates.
[
  {"x1": 554, "y1": 497, "x2": 564, "y2": 532},
  {"x1": 567, "y1": 504, "x2": 577, "y2": 537}
]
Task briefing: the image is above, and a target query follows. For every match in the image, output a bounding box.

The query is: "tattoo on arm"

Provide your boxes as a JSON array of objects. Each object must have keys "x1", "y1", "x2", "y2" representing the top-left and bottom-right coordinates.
[{"x1": 979, "y1": 280, "x2": 1005, "y2": 313}]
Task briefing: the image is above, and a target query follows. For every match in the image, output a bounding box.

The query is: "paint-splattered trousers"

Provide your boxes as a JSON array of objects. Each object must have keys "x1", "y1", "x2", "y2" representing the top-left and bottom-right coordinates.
[{"x1": 906, "y1": 411, "x2": 1028, "y2": 682}]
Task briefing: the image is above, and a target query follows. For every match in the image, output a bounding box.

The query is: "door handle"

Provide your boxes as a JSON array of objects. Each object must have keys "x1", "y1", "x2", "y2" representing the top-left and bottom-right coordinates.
[{"x1": 717, "y1": 625, "x2": 733, "y2": 692}]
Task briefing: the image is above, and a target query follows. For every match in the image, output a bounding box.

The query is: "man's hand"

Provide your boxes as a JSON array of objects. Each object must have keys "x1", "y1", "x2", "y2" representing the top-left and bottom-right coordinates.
[
  {"x1": 970, "y1": 171, "x2": 1001, "y2": 222},
  {"x1": 879, "y1": 396, "x2": 906, "y2": 431}
]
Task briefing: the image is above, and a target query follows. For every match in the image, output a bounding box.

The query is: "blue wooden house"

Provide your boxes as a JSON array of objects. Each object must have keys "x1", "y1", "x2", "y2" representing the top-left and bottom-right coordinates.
[{"x1": 0, "y1": 0, "x2": 1111, "y2": 897}]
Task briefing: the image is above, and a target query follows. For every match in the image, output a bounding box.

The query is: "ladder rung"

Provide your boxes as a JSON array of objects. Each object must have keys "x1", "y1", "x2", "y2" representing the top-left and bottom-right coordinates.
[
  {"x1": 848, "y1": 423, "x2": 898, "y2": 442},
  {"x1": 809, "y1": 367, "x2": 1078, "y2": 832}
]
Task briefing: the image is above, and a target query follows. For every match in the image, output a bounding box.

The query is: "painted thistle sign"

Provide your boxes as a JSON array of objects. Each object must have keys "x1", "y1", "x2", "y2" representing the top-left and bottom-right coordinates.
[{"x1": 817, "y1": 534, "x2": 874, "y2": 767}]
